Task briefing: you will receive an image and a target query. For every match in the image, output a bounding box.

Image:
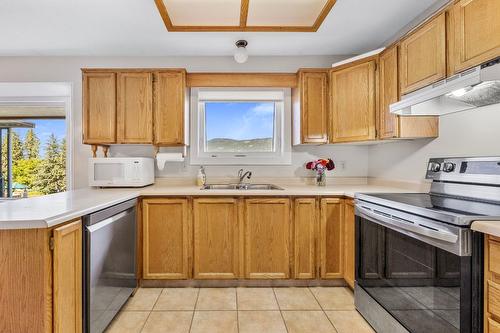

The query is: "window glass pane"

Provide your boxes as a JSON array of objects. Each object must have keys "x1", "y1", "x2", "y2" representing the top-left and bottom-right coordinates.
[
  {"x1": 205, "y1": 101, "x2": 275, "y2": 152},
  {"x1": 1, "y1": 118, "x2": 66, "y2": 197}
]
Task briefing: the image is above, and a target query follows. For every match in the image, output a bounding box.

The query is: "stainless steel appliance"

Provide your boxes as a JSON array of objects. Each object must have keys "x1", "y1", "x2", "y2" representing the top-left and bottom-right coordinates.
[
  {"x1": 355, "y1": 157, "x2": 500, "y2": 333},
  {"x1": 83, "y1": 199, "x2": 137, "y2": 333},
  {"x1": 390, "y1": 57, "x2": 500, "y2": 116}
]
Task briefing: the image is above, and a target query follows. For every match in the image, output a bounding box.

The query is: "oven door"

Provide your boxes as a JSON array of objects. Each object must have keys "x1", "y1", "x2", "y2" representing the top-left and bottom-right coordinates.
[{"x1": 355, "y1": 201, "x2": 483, "y2": 333}]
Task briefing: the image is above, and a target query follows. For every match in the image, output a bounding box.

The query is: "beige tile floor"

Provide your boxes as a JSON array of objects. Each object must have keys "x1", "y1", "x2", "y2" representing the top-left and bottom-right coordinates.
[{"x1": 106, "y1": 287, "x2": 375, "y2": 333}]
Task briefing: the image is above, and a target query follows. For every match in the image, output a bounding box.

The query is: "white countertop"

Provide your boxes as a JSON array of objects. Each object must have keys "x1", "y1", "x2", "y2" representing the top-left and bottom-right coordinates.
[
  {"x1": 471, "y1": 221, "x2": 500, "y2": 238},
  {"x1": 0, "y1": 181, "x2": 415, "y2": 230}
]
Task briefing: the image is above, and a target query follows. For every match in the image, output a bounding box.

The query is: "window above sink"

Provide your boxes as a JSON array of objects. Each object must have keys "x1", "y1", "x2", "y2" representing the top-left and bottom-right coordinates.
[{"x1": 190, "y1": 88, "x2": 292, "y2": 165}]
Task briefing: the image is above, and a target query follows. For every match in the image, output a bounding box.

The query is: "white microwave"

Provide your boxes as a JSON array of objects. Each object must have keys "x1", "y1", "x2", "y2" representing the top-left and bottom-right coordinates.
[{"x1": 88, "y1": 157, "x2": 155, "y2": 187}]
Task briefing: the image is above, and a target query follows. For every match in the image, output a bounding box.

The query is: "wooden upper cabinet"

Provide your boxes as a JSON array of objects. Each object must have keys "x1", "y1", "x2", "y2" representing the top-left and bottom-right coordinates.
[
  {"x1": 142, "y1": 198, "x2": 191, "y2": 279},
  {"x1": 399, "y1": 12, "x2": 446, "y2": 94},
  {"x1": 82, "y1": 72, "x2": 116, "y2": 144},
  {"x1": 154, "y1": 70, "x2": 187, "y2": 146},
  {"x1": 330, "y1": 59, "x2": 377, "y2": 143},
  {"x1": 293, "y1": 70, "x2": 329, "y2": 144},
  {"x1": 448, "y1": 0, "x2": 500, "y2": 75},
  {"x1": 379, "y1": 46, "x2": 400, "y2": 139},
  {"x1": 293, "y1": 198, "x2": 317, "y2": 279},
  {"x1": 117, "y1": 72, "x2": 153, "y2": 144},
  {"x1": 320, "y1": 198, "x2": 344, "y2": 279},
  {"x1": 193, "y1": 198, "x2": 240, "y2": 279},
  {"x1": 53, "y1": 220, "x2": 82, "y2": 333},
  {"x1": 343, "y1": 199, "x2": 355, "y2": 289},
  {"x1": 244, "y1": 198, "x2": 290, "y2": 279},
  {"x1": 379, "y1": 45, "x2": 439, "y2": 140}
]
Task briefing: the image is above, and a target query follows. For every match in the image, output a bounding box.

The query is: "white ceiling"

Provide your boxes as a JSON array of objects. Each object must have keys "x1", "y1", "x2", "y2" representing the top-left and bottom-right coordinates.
[{"x1": 0, "y1": 0, "x2": 440, "y2": 56}]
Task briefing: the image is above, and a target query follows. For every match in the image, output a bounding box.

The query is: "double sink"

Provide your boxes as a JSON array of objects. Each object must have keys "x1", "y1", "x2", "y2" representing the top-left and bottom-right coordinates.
[{"x1": 201, "y1": 183, "x2": 284, "y2": 191}]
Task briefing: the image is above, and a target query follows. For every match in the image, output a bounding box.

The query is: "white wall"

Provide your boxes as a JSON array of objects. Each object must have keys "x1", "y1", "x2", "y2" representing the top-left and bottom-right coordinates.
[
  {"x1": 0, "y1": 55, "x2": 371, "y2": 189},
  {"x1": 368, "y1": 104, "x2": 500, "y2": 183}
]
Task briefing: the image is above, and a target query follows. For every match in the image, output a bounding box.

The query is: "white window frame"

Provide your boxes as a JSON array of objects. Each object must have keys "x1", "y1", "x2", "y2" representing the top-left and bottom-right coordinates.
[
  {"x1": 0, "y1": 82, "x2": 73, "y2": 190},
  {"x1": 190, "y1": 88, "x2": 292, "y2": 165}
]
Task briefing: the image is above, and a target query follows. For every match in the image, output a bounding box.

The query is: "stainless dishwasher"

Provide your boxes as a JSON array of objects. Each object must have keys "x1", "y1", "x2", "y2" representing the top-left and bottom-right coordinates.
[{"x1": 83, "y1": 199, "x2": 137, "y2": 333}]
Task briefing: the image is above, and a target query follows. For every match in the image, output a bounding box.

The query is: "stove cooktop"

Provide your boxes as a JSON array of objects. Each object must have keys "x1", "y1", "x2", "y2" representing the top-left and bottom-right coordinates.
[{"x1": 355, "y1": 192, "x2": 500, "y2": 227}]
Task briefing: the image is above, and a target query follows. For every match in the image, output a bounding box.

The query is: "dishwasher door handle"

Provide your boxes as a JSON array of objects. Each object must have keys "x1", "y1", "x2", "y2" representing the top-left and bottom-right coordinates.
[{"x1": 86, "y1": 209, "x2": 132, "y2": 233}]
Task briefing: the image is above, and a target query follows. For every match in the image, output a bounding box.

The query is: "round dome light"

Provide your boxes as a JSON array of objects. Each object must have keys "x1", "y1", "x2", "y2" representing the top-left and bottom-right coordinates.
[{"x1": 234, "y1": 40, "x2": 248, "y2": 64}]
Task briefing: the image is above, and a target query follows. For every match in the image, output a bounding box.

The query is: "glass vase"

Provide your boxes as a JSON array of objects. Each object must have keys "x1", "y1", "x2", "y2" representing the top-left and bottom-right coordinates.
[{"x1": 316, "y1": 171, "x2": 326, "y2": 186}]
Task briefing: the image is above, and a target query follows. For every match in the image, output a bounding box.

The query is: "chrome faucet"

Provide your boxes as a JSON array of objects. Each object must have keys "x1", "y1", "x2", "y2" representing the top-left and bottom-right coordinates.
[{"x1": 238, "y1": 169, "x2": 252, "y2": 184}]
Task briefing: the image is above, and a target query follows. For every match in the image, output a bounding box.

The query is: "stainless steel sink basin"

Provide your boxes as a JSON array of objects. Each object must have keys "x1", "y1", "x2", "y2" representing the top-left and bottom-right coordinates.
[{"x1": 201, "y1": 183, "x2": 284, "y2": 190}]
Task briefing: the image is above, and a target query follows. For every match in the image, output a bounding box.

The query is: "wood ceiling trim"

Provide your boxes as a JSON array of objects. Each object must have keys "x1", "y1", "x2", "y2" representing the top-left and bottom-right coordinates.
[
  {"x1": 154, "y1": 0, "x2": 337, "y2": 32},
  {"x1": 186, "y1": 73, "x2": 298, "y2": 88},
  {"x1": 240, "y1": 0, "x2": 249, "y2": 27}
]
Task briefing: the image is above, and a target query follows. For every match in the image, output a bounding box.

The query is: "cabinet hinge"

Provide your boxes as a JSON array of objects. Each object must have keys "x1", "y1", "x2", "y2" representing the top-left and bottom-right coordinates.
[{"x1": 49, "y1": 237, "x2": 54, "y2": 251}]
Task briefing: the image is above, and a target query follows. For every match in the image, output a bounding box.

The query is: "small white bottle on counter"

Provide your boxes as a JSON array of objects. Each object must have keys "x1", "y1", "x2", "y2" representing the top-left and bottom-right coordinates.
[{"x1": 197, "y1": 166, "x2": 206, "y2": 186}]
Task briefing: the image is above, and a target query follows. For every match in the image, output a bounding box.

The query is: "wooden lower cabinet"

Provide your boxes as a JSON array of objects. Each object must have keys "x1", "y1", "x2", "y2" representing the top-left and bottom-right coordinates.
[
  {"x1": 53, "y1": 220, "x2": 83, "y2": 333},
  {"x1": 293, "y1": 198, "x2": 318, "y2": 279},
  {"x1": 343, "y1": 199, "x2": 355, "y2": 289},
  {"x1": 142, "y1": 198, "x2": 191, "y2": 279},
  {"x1": 244, "y1": 198, "x2": 291, "y2": 279},
  {"x1": 193, "y1": 198, "x2": 241, "y2": 279},
  {"x1": 320, "y1": 198, "x2": 344, "y2": 279},
  {"x1": 486, "y1": 235, "x2": 500, "y2": 333},
  {"x1": 0, "y1": 219, "x2": 82, "y2": 333}
]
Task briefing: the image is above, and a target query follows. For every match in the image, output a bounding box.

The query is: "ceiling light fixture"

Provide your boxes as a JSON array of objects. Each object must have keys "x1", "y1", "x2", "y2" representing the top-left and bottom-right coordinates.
[{"x1": 234, "y1": 40, "x2": 248, "y2": 64}]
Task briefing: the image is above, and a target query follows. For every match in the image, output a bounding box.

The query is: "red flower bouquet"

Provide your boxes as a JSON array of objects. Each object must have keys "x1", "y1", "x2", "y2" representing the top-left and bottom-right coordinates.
[{"x1": 305, "y1": 158, "x2": 335, "y2": 186}]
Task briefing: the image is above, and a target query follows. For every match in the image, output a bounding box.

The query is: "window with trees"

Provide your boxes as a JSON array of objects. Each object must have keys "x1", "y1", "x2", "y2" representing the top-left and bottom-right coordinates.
[{"x1": 1, "y1": 117, "x2": 66, "y2": 198}]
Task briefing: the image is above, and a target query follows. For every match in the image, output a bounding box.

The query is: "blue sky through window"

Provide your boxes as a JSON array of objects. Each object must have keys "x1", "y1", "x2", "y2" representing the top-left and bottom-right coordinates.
[
  {"x1": 9, "y1": 119, "x2": 66, "y2": 156},
  {"x1": 205, "y1": 102, "x2": 275, "y2": 141}
]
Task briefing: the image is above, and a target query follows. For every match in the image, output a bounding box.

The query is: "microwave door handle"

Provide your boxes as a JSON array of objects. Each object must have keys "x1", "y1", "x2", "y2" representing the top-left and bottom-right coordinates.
[{"x1": 356, "y1": 205, "x2": 458, "y2": 244}]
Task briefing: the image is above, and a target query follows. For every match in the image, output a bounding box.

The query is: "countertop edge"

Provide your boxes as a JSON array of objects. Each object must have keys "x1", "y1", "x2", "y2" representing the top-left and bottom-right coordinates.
[{"x1": 471, "y1": 220, "x2": 500, "y2": 238}]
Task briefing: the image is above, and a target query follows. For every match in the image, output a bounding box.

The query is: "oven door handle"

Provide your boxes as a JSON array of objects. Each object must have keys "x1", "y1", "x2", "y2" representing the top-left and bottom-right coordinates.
[{"x1": 356, "y1": 205, "x2": 458, "y2": 244}]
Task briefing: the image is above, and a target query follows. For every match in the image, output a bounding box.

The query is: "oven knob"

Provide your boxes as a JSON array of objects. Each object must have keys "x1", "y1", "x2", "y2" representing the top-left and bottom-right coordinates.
[
  {"x1": 429, "y1": 162, "x2": 441, "y2": 172},
  {"x1": 443, "y1": 162, "x2": 456, "y2": 173}
]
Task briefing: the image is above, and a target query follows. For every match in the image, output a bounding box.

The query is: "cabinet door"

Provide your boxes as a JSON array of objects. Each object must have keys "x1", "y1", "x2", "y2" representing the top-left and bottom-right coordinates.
[
  {"x1": 379, "y1": 45, "x2": 400, "y2": 139},
  {"x1": 117, "y1": 72, "x2": 153, "y2": 143},
  {"x1": 154, "y1": 70, "x2": 186, "y2": 146},
  {"x1": 244, "y1": 198, "x2": 290, "y2": 279},
  {"x1": 343, "y1": 199, "x2": 355, "y2": 289},
  {"x1": 193, "y1": 198, "x2": 240, "y2": 279},
  {"x1": 448, "y1": 0, "x2": 500, "y2": 74},
  {"x1": 399, "y1": 12, "x2": 446, "y2": 94},
  {"x1": 53, "y1": 220, "x2": 82, "y2": 333},
  {"x1": 320, "y1": 198, "x2": 344, "y2": 279},
  {"x1": 143, "y1": 198, "x2": 191, "y2": 279},
  {"x1": 294, "y1": 198, "x2": 317, "y2": 279},
  {"x1": 82, "y1": 72, "x2": 116, "y2": 144},
  {"x1": 299, "y1": 71, "x2": 329, "y2": 144},
  {"x1": 330, "y1": 60, "x2": 376, "y2": 143}
]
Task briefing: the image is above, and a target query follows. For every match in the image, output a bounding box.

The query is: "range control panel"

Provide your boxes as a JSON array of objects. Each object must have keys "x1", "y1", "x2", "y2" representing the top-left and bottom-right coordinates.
[{"x1": 426, "y1": 157, "x2": 500, "y2": 185}]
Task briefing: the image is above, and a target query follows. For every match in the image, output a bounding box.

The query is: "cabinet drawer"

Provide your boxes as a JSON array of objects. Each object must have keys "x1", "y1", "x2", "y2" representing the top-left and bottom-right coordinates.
[
  {"x1": 489, "y1": 318, "x2": 500, "y2": 333},
  {"x1": 489, "y1": 240, "x2": 500, "y2": 276},
  {"x1": 488, "y1": 280, "x2": 500, "y2": 319}
]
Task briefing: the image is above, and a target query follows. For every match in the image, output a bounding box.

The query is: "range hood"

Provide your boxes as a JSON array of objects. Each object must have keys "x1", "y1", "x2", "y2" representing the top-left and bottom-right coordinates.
[{"x1": 391, "y1": 59, "x2": 500, "y2": 116}]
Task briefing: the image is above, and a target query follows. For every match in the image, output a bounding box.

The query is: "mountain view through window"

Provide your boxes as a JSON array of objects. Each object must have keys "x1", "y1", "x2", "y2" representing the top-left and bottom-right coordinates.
[{"x1": 204, "y1": 101, "x2": 275, "y2": 153}]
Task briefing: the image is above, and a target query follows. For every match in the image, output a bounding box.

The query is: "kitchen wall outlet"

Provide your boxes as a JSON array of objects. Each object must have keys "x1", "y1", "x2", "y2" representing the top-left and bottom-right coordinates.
[{"x1": 339, "y1": 161, "x2": 346, "y2": 170}]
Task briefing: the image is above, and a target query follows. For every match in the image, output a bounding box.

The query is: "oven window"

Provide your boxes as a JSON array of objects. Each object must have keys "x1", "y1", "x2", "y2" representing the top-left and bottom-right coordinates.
[{"x1": 356, "y1": 217, "x2": 468, "y2": 333}]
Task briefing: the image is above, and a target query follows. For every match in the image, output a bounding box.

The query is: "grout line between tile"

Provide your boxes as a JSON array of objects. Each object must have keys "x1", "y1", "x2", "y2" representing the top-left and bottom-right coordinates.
[
  {"x1": 273, "y1": 287, "x2": 290, "y2": 333},
  {"x1": 139, "y1": 288, "x2": 163, "y2": 333},
  {"x1": 236, "y1": 288, "x2": 240, "y2": 333},
  {"x1": 308, "y1": 287, "x2": 340, "y2": 333},
  {"x1": 188, "y1": 288, "x2": 201, "y2": 333}
]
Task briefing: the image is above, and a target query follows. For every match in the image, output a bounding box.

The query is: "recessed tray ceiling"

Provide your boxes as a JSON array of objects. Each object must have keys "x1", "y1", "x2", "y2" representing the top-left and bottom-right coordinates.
[{"x1": 154, "y1": 0, "x2": 337, "y2": 32}]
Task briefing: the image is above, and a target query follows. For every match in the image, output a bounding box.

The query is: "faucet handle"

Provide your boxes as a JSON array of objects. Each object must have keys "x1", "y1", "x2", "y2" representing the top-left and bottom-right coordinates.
[{"x1": 238, "y1": 169, "x2": 244, "y2": 178}]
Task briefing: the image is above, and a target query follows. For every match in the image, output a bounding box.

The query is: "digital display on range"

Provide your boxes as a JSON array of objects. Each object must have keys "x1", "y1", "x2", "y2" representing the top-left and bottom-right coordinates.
[{"x1": 460, "y1": 161, "x2": 500, "y2": 175}]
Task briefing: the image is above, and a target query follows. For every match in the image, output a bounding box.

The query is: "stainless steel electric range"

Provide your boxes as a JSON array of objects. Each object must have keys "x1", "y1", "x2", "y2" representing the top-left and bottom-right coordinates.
[{"x1": 354, "y1": 157, "x2": 500, "y2": 333}]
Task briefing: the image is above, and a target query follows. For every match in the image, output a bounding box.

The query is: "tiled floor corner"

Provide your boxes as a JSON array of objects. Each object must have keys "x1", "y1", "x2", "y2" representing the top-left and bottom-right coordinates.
[{"x1": 106, "y1": 286, "x2": 375, "y2": 333}]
